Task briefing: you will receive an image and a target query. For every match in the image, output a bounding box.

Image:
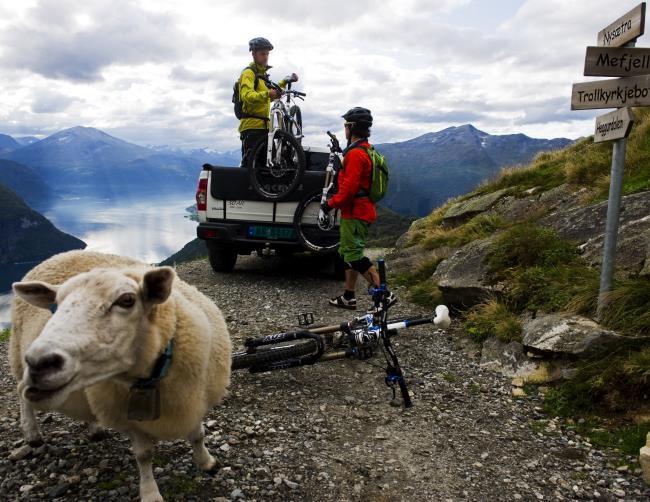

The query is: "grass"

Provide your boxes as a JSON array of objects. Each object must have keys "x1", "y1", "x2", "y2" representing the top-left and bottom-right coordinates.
[
  {"x1": 463, "y1": 299, "x2": 522, "y2": 344},
  {"x1": 422, "y1": 214, "x2": 506, "y2": 251},
  {"x1": 475, "y1": 107, "x2": 650, "y2": 201},
  {"x1": 161, "y1": 474, "x2": 200, "y2": 500},
  {"x1": 409, "y1": 279, "x2": 444, "y2": 308},
  {"x1": 0, "y1": 328, "x2": 9, "y2": 343}
]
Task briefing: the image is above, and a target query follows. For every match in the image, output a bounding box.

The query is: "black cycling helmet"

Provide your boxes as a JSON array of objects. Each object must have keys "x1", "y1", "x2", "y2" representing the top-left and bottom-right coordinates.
[
  {"x1": 249, "y1": 37, "x2": 274, "y2": 51},
  {"x1": 342, "y1": 107, "x2": 373, "y2": 125}
]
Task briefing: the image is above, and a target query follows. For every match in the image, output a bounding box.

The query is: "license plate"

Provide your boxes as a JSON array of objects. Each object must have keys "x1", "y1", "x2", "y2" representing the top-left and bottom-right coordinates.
[{"x1": 247, "y1": 225, "x2": 295, "y2": 240}]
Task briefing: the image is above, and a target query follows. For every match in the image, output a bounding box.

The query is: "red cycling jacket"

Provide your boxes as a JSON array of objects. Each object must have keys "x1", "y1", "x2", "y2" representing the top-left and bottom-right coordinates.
[{"x1": 326, "y1": 139, "x2": 377, "y2": 224}]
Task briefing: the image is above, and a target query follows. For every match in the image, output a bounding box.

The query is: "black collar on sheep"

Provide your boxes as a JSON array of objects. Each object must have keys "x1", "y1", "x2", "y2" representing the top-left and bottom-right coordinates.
[{"x1": 127, "y1": 339, "x2": 174, "y2": 422}]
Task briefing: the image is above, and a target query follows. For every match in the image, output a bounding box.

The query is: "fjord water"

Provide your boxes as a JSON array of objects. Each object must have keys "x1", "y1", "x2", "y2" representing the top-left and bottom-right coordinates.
[{"x1": 0, "y1": 193, "x2": 197, "y2": 328}]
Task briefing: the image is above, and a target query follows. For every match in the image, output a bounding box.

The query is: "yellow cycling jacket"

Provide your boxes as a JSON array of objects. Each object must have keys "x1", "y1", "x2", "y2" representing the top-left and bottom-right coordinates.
[{"x1": 238, "y1": 62, "x2": 287, "y2": 133}]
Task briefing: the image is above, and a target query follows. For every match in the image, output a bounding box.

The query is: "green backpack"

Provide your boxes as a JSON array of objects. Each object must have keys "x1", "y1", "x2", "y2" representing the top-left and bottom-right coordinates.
[{"x1": 354, "y1": 145, "x2": 390, "y2": 203}]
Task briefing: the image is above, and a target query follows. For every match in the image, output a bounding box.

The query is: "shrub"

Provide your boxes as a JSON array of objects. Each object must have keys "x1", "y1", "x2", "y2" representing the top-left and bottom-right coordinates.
[{"x1": 463, "y1": 300, "x2": 522, "y2": 344}]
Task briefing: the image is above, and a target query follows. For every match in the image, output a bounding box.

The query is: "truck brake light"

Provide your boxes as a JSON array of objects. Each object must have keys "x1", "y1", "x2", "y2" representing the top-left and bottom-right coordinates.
[{"x1": 196, "y1": 178, "x2": 208, "y2": 211}]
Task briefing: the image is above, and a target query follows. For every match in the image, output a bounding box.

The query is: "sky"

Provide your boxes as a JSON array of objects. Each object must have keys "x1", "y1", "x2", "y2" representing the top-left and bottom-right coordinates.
[{"x1": 0, "y1": 0, "x2": 644, "y2": 150}]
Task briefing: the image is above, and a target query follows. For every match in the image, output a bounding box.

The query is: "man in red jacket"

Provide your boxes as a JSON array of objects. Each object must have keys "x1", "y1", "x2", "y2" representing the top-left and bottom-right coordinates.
[{"x1": 321, "y1": 107, "x2": 396, "y2": 309}]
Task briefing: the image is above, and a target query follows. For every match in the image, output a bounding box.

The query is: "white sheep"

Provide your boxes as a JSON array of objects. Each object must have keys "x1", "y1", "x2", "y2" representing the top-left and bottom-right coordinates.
[{"x1": 9, "y1": 249, "x2": 232, "y2": 502}]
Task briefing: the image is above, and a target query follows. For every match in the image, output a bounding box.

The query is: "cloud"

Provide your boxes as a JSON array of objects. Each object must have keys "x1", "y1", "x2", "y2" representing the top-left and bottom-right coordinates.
[
  {"x1": 0, "y1": 0, "x2": 193, "y2": 81},
  {"x1": 31, "y1": 91, "x2": 78, "y2": 114},
  {"x1": 0, "y1": 0, "x2": 633, "y2": 149}
]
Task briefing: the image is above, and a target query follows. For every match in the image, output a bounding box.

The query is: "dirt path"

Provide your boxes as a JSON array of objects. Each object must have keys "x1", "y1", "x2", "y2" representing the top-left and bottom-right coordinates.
[{"x1": 1, "y1": 254, "x2": 648, "y2": 501}]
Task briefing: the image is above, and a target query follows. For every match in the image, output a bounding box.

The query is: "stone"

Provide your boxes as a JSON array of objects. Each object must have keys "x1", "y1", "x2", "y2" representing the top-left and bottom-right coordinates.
[
  {"x1": 9, "y1": 444, "x2": 32, "y2": 461},
  {"x1": 522, "y1": 313, "x2": 625, "y2": 357},
  {"x1": 540, "y1": 190, "x2": 650, "y2": 277},
  {"x1": 480, "y1": 338, "x2": 534, "y2": 378},
  {"x1": 442, "y1": 189, "x2": 509, "y2": 225},
  {"x1": 47, "y1": 483, "x2": 71, "y2": 499},
  {"x1": 512, "y1": 387, "x2": 527, "y2": 397},
  {"x1": 431, "y1": 237, "x2": 503, "y2": 306},
  {"x1": 640, "y1": 433, "x2": 650, "y2": 485}
]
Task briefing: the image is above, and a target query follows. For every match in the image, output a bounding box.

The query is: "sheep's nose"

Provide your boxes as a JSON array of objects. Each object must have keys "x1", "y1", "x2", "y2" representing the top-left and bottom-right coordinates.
[{"x1": 26, "y1": 353, "x2": 66, "y2": 383}]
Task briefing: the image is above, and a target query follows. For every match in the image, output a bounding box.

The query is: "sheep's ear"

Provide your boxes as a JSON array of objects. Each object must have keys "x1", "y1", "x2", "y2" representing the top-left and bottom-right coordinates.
[
  {"x1": 142, "y1": 267, "x2": 175, "y2": 305},
  {"x1": 12, "y1": 281, "x2": 58, "y2": 309}
]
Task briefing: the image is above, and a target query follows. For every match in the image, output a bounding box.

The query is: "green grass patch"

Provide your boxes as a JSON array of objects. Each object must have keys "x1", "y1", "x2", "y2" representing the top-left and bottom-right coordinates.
[
  {"x1": 544, "y1": 345, "x2": 650, "y2": 417},
  {"x1": 0, "y1": 328, "x2": 10, "y2": 343},
  {"x1": 422, "y1": 214, "x2": 506, "y2": 251},
  {"x1": 463, "y1": 300, "x2": 522, "y2": 344},
  {"x1": 408, "y1": 279, "x2": 444, "y2": 308},
  {"x1": 486, "y1": 224, "x2": 579, "y2": 274},
  {"x1": 442, "y1": 372, "x2": 457, "y2": 383},
  {"x1": 161, "y1": 474, "x2": 200, "y2": 500}
]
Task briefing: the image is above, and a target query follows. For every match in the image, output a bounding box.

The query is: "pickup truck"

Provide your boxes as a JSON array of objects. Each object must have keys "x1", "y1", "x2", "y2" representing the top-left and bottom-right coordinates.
[{"x1": 195, "y1": 146, "x2": 341, "y2": 272}]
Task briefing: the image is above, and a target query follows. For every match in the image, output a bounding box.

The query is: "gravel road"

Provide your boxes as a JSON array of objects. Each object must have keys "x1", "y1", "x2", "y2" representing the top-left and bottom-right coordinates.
[{"x1": 1, "y1": 253, "x2": 648, "y2": 501}]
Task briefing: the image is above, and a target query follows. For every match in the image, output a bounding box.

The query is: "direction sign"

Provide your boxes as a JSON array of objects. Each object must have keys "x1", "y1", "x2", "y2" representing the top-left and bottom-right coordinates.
[
  {"x1": 594, "y1": 107, "x2": 635, "y2": 143},
  {"x1": 571, "y1": 74, "x2": 650, "y2": 109},
  {"x1": 584, "y1": 46, "x2": 650, "y2": 76},
  {"x1": 598, "y1": 3, "x2": 646, "y2": 47}
]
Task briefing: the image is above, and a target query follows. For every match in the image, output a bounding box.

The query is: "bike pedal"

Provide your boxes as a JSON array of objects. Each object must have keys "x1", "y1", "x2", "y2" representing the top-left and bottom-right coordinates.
[{"x1": 298, "y1": 312, "x2": 315, "y2": 327}]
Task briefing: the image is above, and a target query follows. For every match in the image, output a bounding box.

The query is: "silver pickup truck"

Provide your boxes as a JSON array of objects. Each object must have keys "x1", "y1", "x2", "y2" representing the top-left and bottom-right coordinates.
[{"x1": 195, "y1": 146, "x2": 341, "y2": 272}]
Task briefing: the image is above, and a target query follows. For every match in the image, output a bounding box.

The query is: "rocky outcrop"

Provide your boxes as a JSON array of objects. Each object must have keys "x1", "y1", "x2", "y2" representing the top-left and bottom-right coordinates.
[
  {"x1": 522, "y1": 313, "x2": 626, "y2": 357},
  {"x1": 442, "y1": 189, "x2": 508, "y2": 225},
  {"x1": 540, "y1": 190, "x2": 650, "y2": 277},
  {"x1": 431, "y1": 237, "x2": 501, "y2": 306}
]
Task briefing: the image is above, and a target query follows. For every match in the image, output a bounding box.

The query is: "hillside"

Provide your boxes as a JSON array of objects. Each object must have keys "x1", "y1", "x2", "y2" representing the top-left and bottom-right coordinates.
[
  {"x1": 0, "y1": 134, "x2": 19, "y2": 155},
  {"x1": 0, "y1": 158, "x2": 51, "y2": 208},
  {"x1": 389, "y1": 108, "x2": 650, "y2": 446},
  {"x1": 0, "y1": 183, "x2": 86, "y2": 290},
  {"x1": 377, "y1": 125, "x2": 572, "y2": 217}
]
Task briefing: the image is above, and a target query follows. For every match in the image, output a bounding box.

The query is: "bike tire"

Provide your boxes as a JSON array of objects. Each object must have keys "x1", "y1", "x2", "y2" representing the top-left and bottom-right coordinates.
[
  {"x1": 248, "y1": 130, "x2": 306, "y2": 201},
  {"x1": 293, "y1": 191, "x2": 340, "y2": 254},
  {"x1": 231, "y1": 340, "x2": 318, "y2": 370}
]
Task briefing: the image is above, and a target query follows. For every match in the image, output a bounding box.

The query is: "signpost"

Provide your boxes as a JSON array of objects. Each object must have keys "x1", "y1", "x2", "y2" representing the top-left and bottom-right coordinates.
[
  {"x1": 594, "y1": 107, "x2": 635, "y2": 143},
  {"x1": 571, "y1": 3, "x2": 647, "y2": 320},
  {"x1": 584, "y1": 46, "x2": 650, "y2": 76},
  {"x1": 597, "y1": 3, "x2": 645, "y2": 47},
  {"x1": 571, "y1": 73, "x2": 650, "y2": 109}
]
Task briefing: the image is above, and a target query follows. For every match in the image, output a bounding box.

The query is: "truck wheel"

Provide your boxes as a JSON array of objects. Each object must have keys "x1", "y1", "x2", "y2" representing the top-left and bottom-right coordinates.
[{"x1": 208, "y1": 245, "x2": 237, "y2": 273}]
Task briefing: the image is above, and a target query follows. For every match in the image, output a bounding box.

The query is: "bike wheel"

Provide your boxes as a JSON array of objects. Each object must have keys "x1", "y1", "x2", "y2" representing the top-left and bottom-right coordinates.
[
  {"x1": 293, "y1": 191, "x2": 340, "y2": 254},
  {"x1": 248, "y1": 130, "x2": 306, "y2": 201},
  {"x1": 289, "y1": 105, "x2": 302, "y2": 138},
  {"x1": 231, "y1": 340, "x2": 318, "y2": 370}
]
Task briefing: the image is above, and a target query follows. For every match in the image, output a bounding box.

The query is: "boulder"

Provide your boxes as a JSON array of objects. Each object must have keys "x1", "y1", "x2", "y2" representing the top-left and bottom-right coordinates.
[
  {"x1": 480, "y1": 337, "x2": 573, "y2": 382},
  {"x1": 480, "y1": 338, "x2": 532, "y2": 377},
  {"x1": 442, "y1": 189, "x2": 508, "y2": 225},
  {"x1": 540, "y1": 190, "x2": 650, "y2": 277},
  {"x1": 487, "y1": 184, "x2": 579, "y2": 223},
  {"x1": 431, "y1": 237, "x2": 502, "y2": 306},
  {"x1": 522, "y1": 313, "x2": 625, "y2": 357}
]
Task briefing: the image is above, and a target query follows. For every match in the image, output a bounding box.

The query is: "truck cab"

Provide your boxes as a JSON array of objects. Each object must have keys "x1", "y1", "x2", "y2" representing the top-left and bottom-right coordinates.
[{"x1": 195, "y1": 146, "x2": 341, "y2": 272}]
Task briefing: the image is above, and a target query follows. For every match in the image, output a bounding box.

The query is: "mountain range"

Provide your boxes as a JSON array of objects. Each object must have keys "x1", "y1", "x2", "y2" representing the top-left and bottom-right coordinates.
[
  {"x1": 0, "y1": 125, "x2": 571, "y2": 216},
  {"x1": 1, "y1": 127, "x2": 240, "y2": 200},
  {"x1": 377, "y1": 124, "x2": 573, "y2": 216}
]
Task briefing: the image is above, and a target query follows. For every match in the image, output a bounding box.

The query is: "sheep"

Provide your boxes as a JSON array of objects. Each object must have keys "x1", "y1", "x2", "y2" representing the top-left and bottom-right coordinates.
[{"x1": 9, "y1": 249, "x2": 232, "y2": 502}]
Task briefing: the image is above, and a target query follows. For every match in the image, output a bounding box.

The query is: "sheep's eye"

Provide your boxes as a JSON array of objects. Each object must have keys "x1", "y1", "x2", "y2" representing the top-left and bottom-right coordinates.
[{"x1": 114, "y1": 293, "x2": 136, "y2": 309}]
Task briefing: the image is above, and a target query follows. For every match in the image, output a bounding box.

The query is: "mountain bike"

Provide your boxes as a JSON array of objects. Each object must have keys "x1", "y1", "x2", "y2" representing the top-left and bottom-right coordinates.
[
  {"x1": 231, "y1": 260, "x2": 452, "y2": 408},
  {"x1": 248, "y1": 78, "x2": 307, "y2": 201},
  {"x1": 292, "y1": 131, "x2": 343, "y2": 254}
]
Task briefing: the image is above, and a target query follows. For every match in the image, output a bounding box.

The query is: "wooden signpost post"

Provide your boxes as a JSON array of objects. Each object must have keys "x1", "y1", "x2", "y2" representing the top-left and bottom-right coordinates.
[{"x1": 572, "y1": 2, "x2": 647, "y2": 320}]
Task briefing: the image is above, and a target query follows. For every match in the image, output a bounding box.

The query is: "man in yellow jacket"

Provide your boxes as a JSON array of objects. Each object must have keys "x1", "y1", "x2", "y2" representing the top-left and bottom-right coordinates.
[{"x1": 239, "y1": 37, "x2": 298, "y2": 168}]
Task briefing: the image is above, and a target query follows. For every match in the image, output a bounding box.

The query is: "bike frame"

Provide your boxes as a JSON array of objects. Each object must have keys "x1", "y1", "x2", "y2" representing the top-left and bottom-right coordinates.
[
  {"x1": 236, "y1": 260, "x2": 452, "y2": 407},
  {"x1": 316, "y1": 132, "x2": 343, "y2": 231},
  {"x1": 265, "y1": 80, "x2": 305, "y2": 168}
]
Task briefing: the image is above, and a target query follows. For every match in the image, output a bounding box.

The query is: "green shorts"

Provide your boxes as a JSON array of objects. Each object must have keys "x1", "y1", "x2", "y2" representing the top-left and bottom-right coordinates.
[{"x1": 338, "y1": 218, "x2": 369, "y2": 263}]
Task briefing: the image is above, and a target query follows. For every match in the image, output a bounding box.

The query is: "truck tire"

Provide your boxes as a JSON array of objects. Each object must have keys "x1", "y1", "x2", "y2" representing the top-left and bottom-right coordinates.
[{"x1": 208, "y1": 245, "x2": 237, "y2": 273}]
